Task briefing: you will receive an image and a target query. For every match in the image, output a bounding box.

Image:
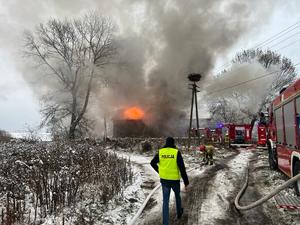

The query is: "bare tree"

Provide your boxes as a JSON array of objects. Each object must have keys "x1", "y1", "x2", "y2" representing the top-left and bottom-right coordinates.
[
  {"x1": 208, "y1": 94, "x2": 250, "y2": 124},
  {"x1": 24, "y1": 12, "x2": 117, "y2": 138}
]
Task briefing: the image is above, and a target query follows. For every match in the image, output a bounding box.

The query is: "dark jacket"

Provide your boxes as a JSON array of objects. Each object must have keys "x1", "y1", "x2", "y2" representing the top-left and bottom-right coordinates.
[{"x1": 150, "y1": 147, "x2": 189, "y2": 186}]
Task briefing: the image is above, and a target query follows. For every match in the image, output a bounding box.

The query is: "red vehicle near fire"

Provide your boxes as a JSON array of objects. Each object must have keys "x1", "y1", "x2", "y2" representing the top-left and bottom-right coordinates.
[
  {"x1": 251, "y1": 122, "x2": 268, "y2": 146},
  {"x1": 225, "y1": 123, "x2": 267, "y2": 147},
  {"x1": 267, "y1": 78, "x2": 300, "y2": 195}
]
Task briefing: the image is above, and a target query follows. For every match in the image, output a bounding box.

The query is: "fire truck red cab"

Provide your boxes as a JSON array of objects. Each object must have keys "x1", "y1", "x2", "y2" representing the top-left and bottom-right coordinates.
[
  {"x1": 226, "y1": 124, "x2": 252, "y2": 146},
  {"x1": 268, "y1": 78, "x2": 300, "y2": 195}
]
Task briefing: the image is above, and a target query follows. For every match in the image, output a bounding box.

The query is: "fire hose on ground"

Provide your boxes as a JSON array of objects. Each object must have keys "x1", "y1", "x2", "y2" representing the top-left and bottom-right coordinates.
[
  {"x1": 129, "y1": 162, "x2": 300, "y2": 224},
  {"x1": 128, "y1": 166, "x2": 199, "y2": 225},
  {"x1": 234, "y1": 165, "x2": 300, "y2": 211},
  {"x1": 128, "y1": 183, "x2": 161, "y2": 225}
]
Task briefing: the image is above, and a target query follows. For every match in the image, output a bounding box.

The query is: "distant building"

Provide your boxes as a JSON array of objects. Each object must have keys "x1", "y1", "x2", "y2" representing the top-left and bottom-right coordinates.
[
  {"x1": 112, "y1": 119, "x2": 156, "y2": 137},
  {"x1": 112, "y1": 118, "x2": 213, "y2": 138}
]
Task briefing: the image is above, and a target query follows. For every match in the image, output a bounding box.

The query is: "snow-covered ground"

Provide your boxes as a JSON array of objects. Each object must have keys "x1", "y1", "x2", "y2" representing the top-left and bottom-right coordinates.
[
  {"x1": 249, "y1": 149, "x2": 300, "y2": 225},
  {"x1": 137, "y1": 147, "x2": 300, "y2": 225},
  {"x1": 10, "y1": 132, "x2": 52, "y2": 141},
  {"x1": 135, "y1": 145, "x2": 237, "y2": 225},
  {"x1": 199, "y1": 149, "x2": 254, "y2": 224},
  {"x1": 2, "y1": 140, "x2": 300, "y2": 225}
]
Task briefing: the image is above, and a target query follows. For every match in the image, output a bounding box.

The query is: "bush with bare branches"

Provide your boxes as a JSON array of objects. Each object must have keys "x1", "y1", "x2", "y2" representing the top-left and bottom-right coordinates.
[{"x1": 0, "y1": 140, "x2": 132, "y2": 224}]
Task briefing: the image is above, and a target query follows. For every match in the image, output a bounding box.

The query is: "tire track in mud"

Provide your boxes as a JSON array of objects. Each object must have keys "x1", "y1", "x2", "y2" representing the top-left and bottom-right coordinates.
[
  {"x1": 213, "y1": 151, "x2": 274, "y2": 225},
  {"x1": 141, "y1": 149, "x2": 287, "y2": 225},
  {"x1": 141, "y1": 150, "x2": 239, "y2": 225},
  {"x1": 234, "y1": 152, "x2": 273, "y2": 225},
  {"x1": 183, "y1": 152, "x2": 239, "y2": 225},
  {"x1": 211, "y1": 150, "x2": 288, "y2": 225}
]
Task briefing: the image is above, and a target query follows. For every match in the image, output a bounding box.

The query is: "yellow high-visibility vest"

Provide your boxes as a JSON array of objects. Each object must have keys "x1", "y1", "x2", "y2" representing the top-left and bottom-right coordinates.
[{"x1": 159, "y1": 147, "x2": 181, "y2": 180}]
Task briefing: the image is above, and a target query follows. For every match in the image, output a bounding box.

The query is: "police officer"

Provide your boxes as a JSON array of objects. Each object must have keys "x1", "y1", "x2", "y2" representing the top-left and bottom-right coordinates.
[{"x1": 150, "y1": 137, "x2": 189, "y2": 225}]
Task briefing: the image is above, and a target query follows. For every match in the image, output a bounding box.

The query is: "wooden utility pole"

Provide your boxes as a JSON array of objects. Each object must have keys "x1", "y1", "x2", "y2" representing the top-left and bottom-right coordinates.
[{"x1": 187, "y1": 73, "x2": 201, "y2": 150}]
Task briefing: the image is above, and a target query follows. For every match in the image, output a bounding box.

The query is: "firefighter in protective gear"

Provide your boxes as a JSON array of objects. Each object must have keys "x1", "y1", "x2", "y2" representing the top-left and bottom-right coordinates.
[
  {"x1": 150, "y1": 137, "x2": 189, "y2": 225},
  {"x1": 200, "y1": 144, "x2": 214, "y2": 165}
]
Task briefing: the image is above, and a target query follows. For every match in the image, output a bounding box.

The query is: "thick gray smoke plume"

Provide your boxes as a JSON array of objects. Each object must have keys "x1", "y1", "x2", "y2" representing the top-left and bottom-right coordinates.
[
  {"x1": 0, "y1": 0, "x2": 279, "y2": 136},
  {"x1": 204, "y1": 63, "x2": 275, "y2": 122}
]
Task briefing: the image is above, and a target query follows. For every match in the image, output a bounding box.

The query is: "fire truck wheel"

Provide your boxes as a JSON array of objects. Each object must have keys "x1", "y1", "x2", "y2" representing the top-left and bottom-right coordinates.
[
  {"x1": 268, "y1": 145, "x2": 277, "y2": 170},
  {"x1": 294, "y1": 161, "x2": 300, "y2": 196}
]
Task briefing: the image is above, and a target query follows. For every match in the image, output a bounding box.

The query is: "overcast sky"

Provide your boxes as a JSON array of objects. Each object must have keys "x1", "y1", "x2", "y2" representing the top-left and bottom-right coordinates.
[{"x1": 0, "y1": 0, "x2": 299, "y2": 133}]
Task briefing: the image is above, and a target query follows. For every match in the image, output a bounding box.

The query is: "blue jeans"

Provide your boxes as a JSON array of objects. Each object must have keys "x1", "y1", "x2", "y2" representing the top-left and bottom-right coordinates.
[{"x1": 161, "y1": 180, "x2": 182, "y2": 225}]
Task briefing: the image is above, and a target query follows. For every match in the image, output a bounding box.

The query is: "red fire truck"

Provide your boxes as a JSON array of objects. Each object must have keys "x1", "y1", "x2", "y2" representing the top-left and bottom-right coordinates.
[
  {"x1": 251, "y1": 122, "x2": 268, "y2": 146},
  {"x1": 267, "y1": 79, "x2": 300, "y2": 195},
  {"x1": 226, "y1": 124, "x2": 252, "y2": 147},
  {"x1": 191, "y1": 127, "x2": 223, "y2": 143}
]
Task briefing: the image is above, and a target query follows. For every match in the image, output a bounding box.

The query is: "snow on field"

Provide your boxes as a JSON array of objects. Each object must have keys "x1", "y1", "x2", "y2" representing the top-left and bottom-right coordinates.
[
  {"x1": 0, "y1": 141, "x2": 146, "y2": 225},
  {"x1": 7, "y1": 140, "x2": 297, "y2": 225},
  {"x1": 10, "y1": 132, "x2": 52, "y2": 141}
]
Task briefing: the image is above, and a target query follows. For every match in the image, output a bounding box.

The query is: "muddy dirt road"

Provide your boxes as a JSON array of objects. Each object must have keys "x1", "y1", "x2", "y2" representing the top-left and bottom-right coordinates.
[{"x1": 140, "y1": 148, "x2": 297, "y2": 225}]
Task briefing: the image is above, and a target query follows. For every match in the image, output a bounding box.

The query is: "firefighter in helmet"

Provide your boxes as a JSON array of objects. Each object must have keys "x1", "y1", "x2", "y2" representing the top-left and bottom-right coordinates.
[{"x1": 200, "y1": 144, "x2": 214, "y2": 165}]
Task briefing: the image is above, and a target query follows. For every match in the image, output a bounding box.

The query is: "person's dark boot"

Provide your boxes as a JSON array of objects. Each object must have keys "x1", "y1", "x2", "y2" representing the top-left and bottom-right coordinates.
[{"x1": 177, "y1": 208, "x2": 184, "y2": 219}]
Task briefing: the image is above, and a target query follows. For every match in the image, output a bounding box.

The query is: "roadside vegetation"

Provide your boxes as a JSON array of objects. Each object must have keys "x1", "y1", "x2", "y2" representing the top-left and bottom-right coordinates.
[{"x1": 0, "y1": 140, "x2": 132, "y2": 225}]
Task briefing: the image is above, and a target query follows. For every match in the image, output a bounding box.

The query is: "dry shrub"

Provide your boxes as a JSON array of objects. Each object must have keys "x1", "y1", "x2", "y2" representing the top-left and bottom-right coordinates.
[{"x1": 0, "y1": 140, "x2": 132, "y2": 224}]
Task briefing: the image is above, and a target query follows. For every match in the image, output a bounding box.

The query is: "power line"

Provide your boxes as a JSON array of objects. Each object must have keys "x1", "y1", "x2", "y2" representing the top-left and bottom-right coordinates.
[
  {"x1": 276, "y1": 39, "x2": 300, "y2": 51},
  {"x1": 214, "y1": 19, "x2": 300, "y2": 74},
  {"x1": 254, "y1": 23, "x2": 300, "y2": 49},
  {"x1": 253, "y1": 19, "x2": 300, "y2": 48},
  {"x1": 214, "y1": 61, "x2": 232, "y2": 72},
  {"x1": 214, "y1": 30, "x2": 300, "y2": 75},
  {"x1": 207, "y1": 70, "x2": 279, "y2": 95},
  {"x1": 209, "y1": 63, "x2": 300, "y2": 95},
  {"x1": 268, "y1": 31, "x2": 300, "y2": 49}
]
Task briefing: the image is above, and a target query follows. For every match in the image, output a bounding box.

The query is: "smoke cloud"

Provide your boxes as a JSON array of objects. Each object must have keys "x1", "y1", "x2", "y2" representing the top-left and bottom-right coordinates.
[
  {"x1": 204, "y1": 63, "x2": 276, "y2": 119},
  {"x1": 0, "y1": 0, "x2": 279, "y2": 136}
]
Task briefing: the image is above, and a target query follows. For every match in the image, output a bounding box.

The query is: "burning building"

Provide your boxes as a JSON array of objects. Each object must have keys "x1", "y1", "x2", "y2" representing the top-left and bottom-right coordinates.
[
  {"x1": 112, "y1": 106, "x2": 194, "y2": 137},
  {"x1": 113, "y1": 106, "x2": 157, "y2": 137}
]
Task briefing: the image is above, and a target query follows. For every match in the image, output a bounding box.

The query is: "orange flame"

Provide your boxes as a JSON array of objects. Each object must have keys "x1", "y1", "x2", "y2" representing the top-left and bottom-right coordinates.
[{"x1": 123, "y1": 106, "x2": 145, "y2": 120}]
